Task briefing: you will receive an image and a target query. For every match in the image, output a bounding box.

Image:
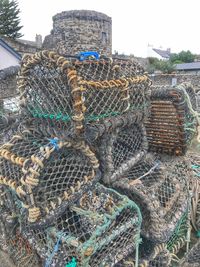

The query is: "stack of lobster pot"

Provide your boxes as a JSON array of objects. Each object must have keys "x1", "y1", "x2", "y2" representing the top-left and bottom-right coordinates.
[
  {"x1": 0, "y1": 50, "x2": 153, "y2": 267},
  {"x1": 101, "y1": 83, "x2": 198, "y2": 266}
]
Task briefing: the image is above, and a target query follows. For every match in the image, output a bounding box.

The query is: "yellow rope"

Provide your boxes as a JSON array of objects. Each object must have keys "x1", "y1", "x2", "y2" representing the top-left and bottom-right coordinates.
[{"x1": 0, "y1": 149, "x2": 25, "y2": 166}]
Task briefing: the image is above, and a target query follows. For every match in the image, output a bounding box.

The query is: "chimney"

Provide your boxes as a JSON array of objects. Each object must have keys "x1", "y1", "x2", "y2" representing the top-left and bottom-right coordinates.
[
  {"x1": 167, "y1": 48, "x2": 171, "y2": 53},
  {"x1": 35, "y1": 34, "x2": 43, "y2": 48}
]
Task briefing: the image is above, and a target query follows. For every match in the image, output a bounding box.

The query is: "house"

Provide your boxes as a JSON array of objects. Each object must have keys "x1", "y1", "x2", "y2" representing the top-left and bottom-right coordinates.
[
  {"x1": 0, "y1": 37, "x2": 21, "y2": 70},
  {"x1": 176, "y1": 62, "x2": 200, "y2": 74},
  {"x1": 147, "y1": 45, "x2": 171, "y2": 60},
  {"x1": 1, "y1": 35, "x2": 42, "y2": 56}
]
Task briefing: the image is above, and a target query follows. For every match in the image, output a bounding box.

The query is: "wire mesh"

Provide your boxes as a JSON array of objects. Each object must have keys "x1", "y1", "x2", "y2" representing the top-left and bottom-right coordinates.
[
  {"x1": 167, "y1": 209, "x2": 191, "y2": 257},
  {"x1": 0, "y1": 184, "x2": 41, "y2": 267},
  {"x1": 146, "y1": 84, "x2": 198, "y2": 156},
  {"x1": 180, "y1": 240, "x2": 200, "y2": 267},
  {"x1": 109, "y1": 153, "x2": 190, "y2": 242},
  {"x1": 21, "y1": 183, "x2": 142, "y2": 267},
  {"x1": 116, "y1": 239, "x2": 171, "y2": 267},
  {"x1": 186, "y1": 151, "x2": 200, "y2": 234},
  {"x1": 0, "y1": 129, "x2": 99, "y2": 225},
  {"x1": 18, "y1": 50, "x2": 151, "y2": 137}
]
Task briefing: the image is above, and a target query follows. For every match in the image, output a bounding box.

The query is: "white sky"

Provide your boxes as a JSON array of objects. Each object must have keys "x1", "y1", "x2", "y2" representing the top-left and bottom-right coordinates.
[{"x1": 17, "y1": 0, "x2": 200, "y2": 57}]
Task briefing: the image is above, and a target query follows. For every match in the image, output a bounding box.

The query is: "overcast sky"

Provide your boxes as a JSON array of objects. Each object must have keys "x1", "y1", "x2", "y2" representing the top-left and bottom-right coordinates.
[{"x1": 17, "y1": 0, "x2": 200, "y2": 57}]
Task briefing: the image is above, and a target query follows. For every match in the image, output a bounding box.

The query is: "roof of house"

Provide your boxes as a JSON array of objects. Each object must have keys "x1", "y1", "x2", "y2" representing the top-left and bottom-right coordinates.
[
  {"x1": 16, "y1": 38, "x2": 37, "y2": 47},
  {"x1": 0, "y1": 37, "x2": 21, "y2": 60},
  {"x1": 153, "y1": 48, "x2": 171, "y2": 59},
  {"x1": 176, "y1": 62, "x2": 200, "y2": 70}
]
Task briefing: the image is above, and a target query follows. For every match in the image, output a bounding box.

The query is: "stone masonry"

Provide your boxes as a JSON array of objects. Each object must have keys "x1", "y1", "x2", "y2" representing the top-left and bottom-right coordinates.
[{"x1": 43, "y1": 10, "x2": 112, "y2": 56}]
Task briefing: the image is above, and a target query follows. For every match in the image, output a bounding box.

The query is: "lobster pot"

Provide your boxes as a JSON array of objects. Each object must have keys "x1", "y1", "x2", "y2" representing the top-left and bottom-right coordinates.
[
  {"x1": 110, "y1": 154, "x2": 190, "y2": 242},
  {"x1": 146, "y1": 84, "x2": 198, "y2": 156},
  {"x1": 23, "y1": 184, "x2": 142, "y2": 267},
  {"x1": 85, "y1": 113, "x2": 147, "y2": 177},
  {"x1": 180, "y1": 240, "x2": 200, "y2": 267},
  {"x1": 0, "y1": 130, "x2": 99, "y2": 224},
  {"x1": 17, "y1": 51, "x2": 151, "y2": 138}
]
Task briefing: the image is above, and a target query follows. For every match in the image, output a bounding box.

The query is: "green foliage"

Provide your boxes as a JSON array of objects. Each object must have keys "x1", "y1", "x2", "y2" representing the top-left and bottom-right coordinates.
[
  {"x1": 170, "y1": 50, "x2": 195, "y2": 63},
  {"x1": 0, "y1": 0, "x2": 23, "y2": 38},
  {"x1": 148, "y1": 57, "x2": 158, "y2": 65},
  {"x1": 147, "y1": 57, "x2": 175, "y2": 74}
]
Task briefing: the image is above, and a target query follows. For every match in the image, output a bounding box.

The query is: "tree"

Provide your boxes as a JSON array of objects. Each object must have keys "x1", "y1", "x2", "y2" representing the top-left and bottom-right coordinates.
[
  {"x1": 170, "y1": 50, "x2": 195, "y2": 64},
  {"x1": 147, "y1": 57, "x2": 175, "y2": 74},
  {"x1": 0, "y1": 0, "x2": 23, "y2": 38}
]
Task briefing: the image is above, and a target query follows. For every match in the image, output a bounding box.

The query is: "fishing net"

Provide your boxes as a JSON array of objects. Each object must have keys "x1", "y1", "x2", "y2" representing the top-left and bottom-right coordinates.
[
  {"x1": 186, "y1": 151, "x2": 200, "y2": 235},
  {"x1": 20, "y1": 183, "x2": 142, "y2": 267},
  {"x1": 116, "y1": 240, "x2": 171, "y2": 267},
  {"x1": 0, "y1": 128, "x2": 99, "y2": 224},
  {"x1": 17, "y1": 50, "x2": 151, "y2": 138},
  {"x1": 180, "y1": 240, "x2": 200, "y2": 267},
  {"x1": 167, "y1": 209, "x2": 190, "y2": 258},
  {"x1": 108, "y1": 153, "x2": 190, "y2": 242},
  {"x1": 146, "y1": 83, "x2": 199, "y2": 156},
  {"x1": 0, "y1": 183, "x2": 41, "y2": 267}
]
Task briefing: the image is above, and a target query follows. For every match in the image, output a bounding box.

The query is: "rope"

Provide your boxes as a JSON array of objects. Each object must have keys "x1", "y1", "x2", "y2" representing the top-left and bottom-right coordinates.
[
  {"x1": 45, "y1": 233, "x2": 64, "y2": 267},
  {"x1": 177, "y1": 83, "x2": 200, "y2": 142}
]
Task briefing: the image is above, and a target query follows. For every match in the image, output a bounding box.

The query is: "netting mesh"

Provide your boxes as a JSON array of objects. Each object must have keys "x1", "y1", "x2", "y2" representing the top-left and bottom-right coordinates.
[
  {"x1": 109, "y1": 154, "x2": 190, "y2": 242},
  {"x1": 18, "y1": 51, "x2": 151, "y2": 137},
  {"x1": 18, "y1": 184, "x2": 142, "y2": 267},
  {"x1": 180, "y1": 240, "x2": 200, "y2": 267},
  {"x1": 167, "y1": 209, "x2": 190, "y2": 256},
  {"x1": 146, "y1": 83, "x2": 198, "y2": 155},
  {"x1": 186, "y1": 151, "x2": 200, "y2": 234},
  {"x1": 116, "y1": 240, "x2": 171, "y2": 267}
]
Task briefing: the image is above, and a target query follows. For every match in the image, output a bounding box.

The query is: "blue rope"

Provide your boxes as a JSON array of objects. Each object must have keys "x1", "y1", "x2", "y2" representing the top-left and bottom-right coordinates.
[
  {"x1": 44, "y1": 234, "x2": 63, "y2": 267},
  {"x1": 78, "y1": 51, "x2": 100, "y2": 61},
  {"x1": 47, "y1": 138, "x2": 59, "y2": 150}
]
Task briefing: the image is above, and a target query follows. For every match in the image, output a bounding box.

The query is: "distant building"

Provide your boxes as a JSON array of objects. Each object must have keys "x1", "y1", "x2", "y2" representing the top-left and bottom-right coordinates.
[
  {"x1": 176, "y1": 62, "x2": 200, "y2": 74},
  {"x1": 147, "y1": 45, "x2": 171, "y2": 60},
  {"x1": 0, "y1": 34, "x2": 42, "y2": 57},
  {"x1": 0, "y1": 38, "x2": 21, "y2": 70}
]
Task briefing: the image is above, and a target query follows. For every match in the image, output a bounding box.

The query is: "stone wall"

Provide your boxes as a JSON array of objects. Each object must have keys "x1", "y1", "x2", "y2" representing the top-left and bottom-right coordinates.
[
  {"x1": 150, "y1": 73, "x2": 200, "y2": 91},
  {"x1": 1, "y1": 37, "x2": 40, "y2": 55},
  {"x1": 0, "y1": 66, "x2": 19, "y2": 99},
  {"x1": 43, "y1": 10, "x2": 112, "y2": 56}
]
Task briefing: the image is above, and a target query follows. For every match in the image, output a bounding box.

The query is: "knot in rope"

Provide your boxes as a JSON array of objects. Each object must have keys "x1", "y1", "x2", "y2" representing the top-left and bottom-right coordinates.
[{"x1": 47, "y1": 138, "x2": 60, "y2": 150}]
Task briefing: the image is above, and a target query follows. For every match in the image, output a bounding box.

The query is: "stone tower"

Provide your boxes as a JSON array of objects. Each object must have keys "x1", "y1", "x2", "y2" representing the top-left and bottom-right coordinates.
[{"x1": 43, "y1": 10, "x2": 112, "y2": 56}]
